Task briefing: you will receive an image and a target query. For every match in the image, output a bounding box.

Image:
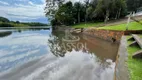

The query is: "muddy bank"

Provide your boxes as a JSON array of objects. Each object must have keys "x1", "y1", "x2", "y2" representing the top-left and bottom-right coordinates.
[
  {"x1": 83, "y1": 29, "x2": 124, "y2": 43},
  {"x1": 83, "y1": 29, "x2": 142, "y2": 43}
]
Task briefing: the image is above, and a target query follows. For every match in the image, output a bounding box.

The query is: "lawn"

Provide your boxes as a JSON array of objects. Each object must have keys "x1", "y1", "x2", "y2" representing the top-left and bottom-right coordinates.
[
  {"x1": 98, "y1": 21, "x2": 142, "y2": 31},
  {"x1": 126, "y1": 36, "x2": 142, "y2": 80},
  {"x1": 72, "y1": 22, "x2": 103, "y2": 28}
]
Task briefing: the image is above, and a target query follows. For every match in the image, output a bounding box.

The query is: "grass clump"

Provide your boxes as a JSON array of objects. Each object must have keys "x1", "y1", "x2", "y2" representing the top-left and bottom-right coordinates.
[{"x1": 126, "y1": 36, "x2": 142, "y2": 80}]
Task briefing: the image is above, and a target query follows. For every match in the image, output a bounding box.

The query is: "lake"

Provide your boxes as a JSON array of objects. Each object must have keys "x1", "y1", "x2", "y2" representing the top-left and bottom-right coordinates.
[{"x1": 0, "y1": 28, "x2": 119, "y2": 80}]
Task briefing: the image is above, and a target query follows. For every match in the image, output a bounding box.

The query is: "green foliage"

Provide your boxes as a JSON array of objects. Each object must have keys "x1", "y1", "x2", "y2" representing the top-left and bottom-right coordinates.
[
  {"x1": 74, "y1": 2, "x2": 86, "y2": 23},
  {"x1": 0, "y1": 22, "x2": 14, "y2": 27},
  {"x1": 22, "y1": 22, "x2": 48, "y2": 26},
  {"x1": 51, "y1": 1, "x2": 86, "y2": 26},
  {"x1": 0, "y1": 17, "x2": 10, "y2": 22},
  {"x1": 127, "y1": 0, "x2": 142, "y2": 12},
  {"x1": 55, "y1": 1, "x2": 75, "y2": 25},
  {"x1": 95, "y1": 0, "x2": 127, "y2": 22},
  {"x1": 45, "y1": 0, "x2": 142, "y2": 27},
  {"x1": 0, "y1": 17, "x2": 48, "y2": 27},
  {"x1": 45, "y1": 0, "x2": 65, "y2": 20},
  {"x1": 126, "y1": 36, "x2": 142, "y2": 80}
]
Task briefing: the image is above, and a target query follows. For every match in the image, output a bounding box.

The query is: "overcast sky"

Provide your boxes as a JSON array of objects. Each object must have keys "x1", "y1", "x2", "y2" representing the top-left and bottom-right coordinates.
[
  {"x1": 0, "y1": 0, "x2": 48, "y2": 23},
  {"x1": 0, "y1": 0, "x2": 84, "y2": 23}
]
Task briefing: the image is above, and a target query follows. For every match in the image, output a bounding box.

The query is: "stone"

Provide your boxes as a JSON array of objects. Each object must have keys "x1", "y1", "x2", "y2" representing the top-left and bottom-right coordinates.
[
  {"x1": 132, "y1": 50, "x2": 142, "y2": 59},
  {"x1": 132, "y1": 34, "x2": 142, "y2": 49}
]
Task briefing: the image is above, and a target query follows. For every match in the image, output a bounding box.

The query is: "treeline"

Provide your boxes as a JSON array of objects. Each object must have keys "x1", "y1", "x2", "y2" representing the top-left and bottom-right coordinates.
[
  {"x1": 22, "y1": 22, "x2": 48, "y2": 26},
  {"x1": 45, "y1": 0, "x2": 142, "y2": 26},
  {"x1": 0, "y1": 17, "x2": 48, "y2": 27}
]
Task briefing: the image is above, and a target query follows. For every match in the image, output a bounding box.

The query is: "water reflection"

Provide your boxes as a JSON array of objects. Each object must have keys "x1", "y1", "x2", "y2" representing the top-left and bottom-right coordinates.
[
  {"x1": 0, "y1": 31, "x2": 12, "y2": 38},
  {"x1": 0, "y1": 29, "x2": 51, "y2": 73},
  {"x1": 49, "y1": 30, "x2": 118, "y2": 61},
  {"x1": 0, "y1": 29, "x2": 118, "y2": 80}
]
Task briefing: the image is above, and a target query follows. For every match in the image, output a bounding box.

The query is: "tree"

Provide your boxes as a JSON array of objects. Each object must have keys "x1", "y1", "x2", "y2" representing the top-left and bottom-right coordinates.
[
  {"x1": 84, "y1": 0, "x2": 90, "y2": 23},
  {"x1": 74, "y1": 2, "x2": 81, "y2": 23},
  {"x1": 111, "y1": 0, "x2": 127, "y2": 19},
  {"x1": 74, "y1": 2, "x2": 86, "y2": 23},
  {"x1": 55, "y1": 1, "x2": 75, "y2": 25},
  {"x1": 45, "y1": 0, "x2": 127, "y2": 26},
  {"x1": 16, "y1": 21, "x2": 20, "y2": 24},
  {"x1": 0, "y1": 17, "x2": 10, "y2": 22},
  {"x1": 45, "y1": 0, "x2": 65, "y2": 21},
  {"x1": 86, "y1": 0, "x2": 98, "y2": 21},
  {"x1": 127, "y1": 0, "x2": 142, "y2": 13},
  {"x1": 94, "y1": 0, "x2": 127, "y2": 23}
]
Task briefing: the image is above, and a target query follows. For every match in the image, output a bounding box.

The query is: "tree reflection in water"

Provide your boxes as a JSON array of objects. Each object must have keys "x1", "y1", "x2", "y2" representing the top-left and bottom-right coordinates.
[
  {"x1": 48, "y1": 31, "x2": 88, "y2": 57},
  {"x1": 0, "y1": 31, "x2": 12, "y2": 38}
]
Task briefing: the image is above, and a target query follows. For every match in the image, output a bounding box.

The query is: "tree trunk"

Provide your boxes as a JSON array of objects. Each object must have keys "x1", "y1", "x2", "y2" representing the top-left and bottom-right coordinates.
[
  {"x1": 104, "y1": 10, "x2": 109, "y2": 24},
  {"x1": 85, "y1": 0, "x2": 89, "y2": 25},
  {"x1": 115, "y1": 11, "x2": 118, "y2": 19},
  {"x1": 126, "y1": 12, "x2": 132, "y2": 30},
  {"x1": 78, "y1": 9, "x2": 80, "y2": 23},
  {"x1": 117, "y1": 8, "x2": 121, "y2": 19}
]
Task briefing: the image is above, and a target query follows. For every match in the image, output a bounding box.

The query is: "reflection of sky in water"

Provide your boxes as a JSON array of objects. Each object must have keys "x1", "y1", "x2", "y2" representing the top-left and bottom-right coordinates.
[
  {"x1": 0, "y1": 29, "x2": 116, "y2": 80},
  {"x1": 0, "y1": 30, "x2": 51, "y2": 72}
]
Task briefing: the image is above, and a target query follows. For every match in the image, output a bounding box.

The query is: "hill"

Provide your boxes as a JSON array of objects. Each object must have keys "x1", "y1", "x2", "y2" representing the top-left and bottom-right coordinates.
[{"x1": 0, "y1": 17, "x2": 48, "y2": 27}]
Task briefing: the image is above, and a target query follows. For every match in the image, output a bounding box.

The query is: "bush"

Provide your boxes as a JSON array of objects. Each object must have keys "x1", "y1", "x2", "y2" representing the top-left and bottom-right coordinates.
[
  {"x1": 0, "y1": 22, "x2": 14, "y2": 27},
  {"x1": 0, "y1": 17, "x2": 10, "y2": 22}
]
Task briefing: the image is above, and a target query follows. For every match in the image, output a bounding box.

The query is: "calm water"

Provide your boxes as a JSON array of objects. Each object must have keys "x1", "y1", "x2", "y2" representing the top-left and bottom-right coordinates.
[{"x1": 0, "y1": 28, "x2": 119, "y2": 80}]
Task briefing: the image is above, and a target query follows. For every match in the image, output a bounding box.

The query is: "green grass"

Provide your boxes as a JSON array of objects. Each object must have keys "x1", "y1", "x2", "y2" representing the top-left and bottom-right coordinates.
[
  {"x1": 98, "y1": 21, "x2": 142, "y2": 31},
  {"x1": 72, "y1": 22, "x2": 103, "y2": 28},
  {"x1": 126, "y1": 36, "x2": 142, "y2": 80}
]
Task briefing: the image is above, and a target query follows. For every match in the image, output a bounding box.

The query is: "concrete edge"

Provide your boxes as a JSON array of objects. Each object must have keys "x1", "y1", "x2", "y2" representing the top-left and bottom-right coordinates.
[{"x1": 114, "y1": 36, "x2": 130, "y2": 80}]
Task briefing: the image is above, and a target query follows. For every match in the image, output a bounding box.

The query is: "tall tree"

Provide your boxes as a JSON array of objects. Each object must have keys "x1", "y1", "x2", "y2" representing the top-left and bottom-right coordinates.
[
  {"x1": 95, "y1": 0, "x2": 127, "y2": 23},
  {"x1": 74, "y1": 2, "x2": 81, "y2": 23},
  {"x1": 86, "y1": 0, "x2": 98, "y2": 20},
  {"x1": 0, "y1": 17, "x2": 10, "y2": 22},
  {"x1": 113, "y1": 0, "x2": 127, "y2": 19},
  {"x1": 45, "y1": 0, "x2": 65, "y2": 20},
  {"x1": 74, "y1": 2, "x2": 86, "y2": 23},
  {"x1": 95, "y1": 0, "x2": 112, "y2": 23},
  {"x1": 55, "y1": 1, "x2": 75, "y2": 25},
  {"x1": 127, "y1": 0, "x2": 142, "y2": 13},
  {"x1": 84, "y1": 0, "x2": 90, "y2": 23}
]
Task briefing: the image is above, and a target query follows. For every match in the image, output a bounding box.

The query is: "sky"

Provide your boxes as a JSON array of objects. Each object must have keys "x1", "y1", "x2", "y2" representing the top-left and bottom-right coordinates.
[
  {"x1": 0, "y1": 0, "x2": 84, "y2": 24},
  {"x1": 0, "y1": 0, "x2": 48, "y2": 23}
]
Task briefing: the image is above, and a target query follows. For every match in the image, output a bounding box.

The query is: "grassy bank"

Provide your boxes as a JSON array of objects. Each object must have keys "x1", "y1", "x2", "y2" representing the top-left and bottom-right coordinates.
[
  {"x1": 72, "y1": 22, "x2": 102, "y2": 28},
  {"x1": 127, "y1": 36, "x2": 142, "y2": 80},
  {"x1": 0, "y1": 22, "x2": 29, "y2": 27},
  {"x1": 10, "y1": 23, "x2": 29, "y2": 27},
  {"x1": 72, "y1": 20, "x2": 142, "y2": 31},
  {"x1": 0, "y1": 22, "x2": 48, "y2": 27},
  {"x1": 98, "y1": 21, "x2": 142, "y2": 31}
]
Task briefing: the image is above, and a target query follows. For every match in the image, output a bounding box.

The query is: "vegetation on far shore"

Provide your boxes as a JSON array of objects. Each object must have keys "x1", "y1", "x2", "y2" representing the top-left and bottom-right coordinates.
[
  {"x1": 126, "y1": 36, "x2": 142, "y2": 80},
  {"x1": 0, "y1": 17, "x2": 48, "y2": 27}
]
